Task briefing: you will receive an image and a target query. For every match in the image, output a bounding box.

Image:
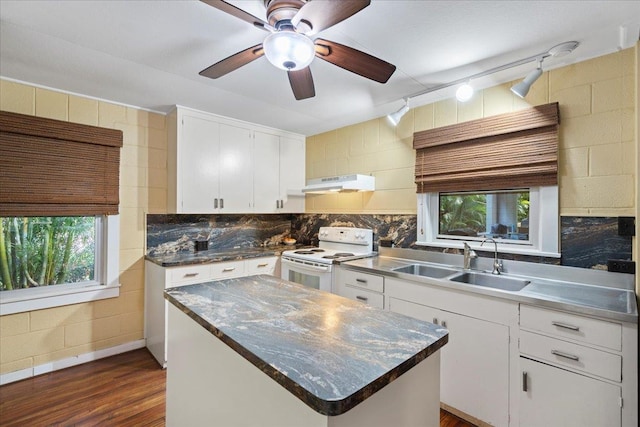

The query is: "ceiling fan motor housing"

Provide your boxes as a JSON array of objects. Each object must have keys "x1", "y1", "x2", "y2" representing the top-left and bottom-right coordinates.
[{"x1": 264, "y1": 0, "x2": 307, "y2": 26}]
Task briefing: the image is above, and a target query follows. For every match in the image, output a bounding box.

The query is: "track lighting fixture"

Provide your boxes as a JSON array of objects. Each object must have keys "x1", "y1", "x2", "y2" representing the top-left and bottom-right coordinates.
[
  {"x1": 386, "y1": 41, "x2": 579, "y2": 126},
  {"x1": 455, "y1": 82, "x2": 474, "y2": 102},
  {"x1": 511, "y1": 59, "x2": 544, "y2": 98},
  {"x1": 387, "y1": 99, "x2": 410, "y2": 126}
]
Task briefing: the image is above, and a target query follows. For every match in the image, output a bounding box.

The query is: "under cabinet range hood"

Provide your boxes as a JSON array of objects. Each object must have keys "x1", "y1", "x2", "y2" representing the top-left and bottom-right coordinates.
[{"x1": 302, "y1": 174, "x2": 375, "y2": 194}]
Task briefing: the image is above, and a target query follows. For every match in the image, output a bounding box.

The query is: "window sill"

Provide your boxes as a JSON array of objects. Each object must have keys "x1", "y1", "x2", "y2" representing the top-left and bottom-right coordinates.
[
  {"x1": 0, "y1": 283, "x2": 121, "y2": 316},
  {"x1": 414, "y1": 240, "x2": 561, "y2": 258}
]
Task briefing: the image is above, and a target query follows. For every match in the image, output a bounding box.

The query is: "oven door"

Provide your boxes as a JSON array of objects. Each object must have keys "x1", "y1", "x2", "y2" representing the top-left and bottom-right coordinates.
[{"x1": 280, "y1": 257, "x2": 333, "y2": 293}]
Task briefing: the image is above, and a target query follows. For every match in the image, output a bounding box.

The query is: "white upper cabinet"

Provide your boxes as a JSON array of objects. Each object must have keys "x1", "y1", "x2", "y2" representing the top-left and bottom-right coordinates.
[
  {"x1": 278, "y1": 136, "x2": 305, "y2": 213},
  {"x1": 168, "y1": 107, "x2": 305, "y2": 214}
]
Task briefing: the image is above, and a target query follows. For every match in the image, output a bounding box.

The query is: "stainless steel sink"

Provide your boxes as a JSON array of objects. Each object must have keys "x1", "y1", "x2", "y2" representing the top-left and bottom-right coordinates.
[
  {"x1": 392, "y1": 264, "x2": 458, "y2": 279},
  {"x1": 449, "y1": 272, "x2": 530, "y2": 292}
]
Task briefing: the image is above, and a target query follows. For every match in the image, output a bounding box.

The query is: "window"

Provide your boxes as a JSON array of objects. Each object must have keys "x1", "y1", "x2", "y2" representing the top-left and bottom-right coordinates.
[
  {"x1": 1, "y1": 216, "x2": 98, "y2": 291},
  {"x1": 417, "y1": 186, "x2": 559, "y2": 257},
  {"x1": 0, "y1": 215, "x2": 119, "y2": 315},
  {"x1": 412, "y1": 103, "x2": 560, "y2": 257},
  {"x1": 0, "y1": 111, "x2": 122, "y2": 315}
]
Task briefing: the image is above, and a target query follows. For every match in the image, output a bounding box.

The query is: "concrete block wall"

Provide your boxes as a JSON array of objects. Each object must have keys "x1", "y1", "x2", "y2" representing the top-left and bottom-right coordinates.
[
  {"x1": 305, "y1": 46, "x2": 637, "y2": 219},
  {"x1": 0, "y1": 79, "x2": 168, "y2": 375}
]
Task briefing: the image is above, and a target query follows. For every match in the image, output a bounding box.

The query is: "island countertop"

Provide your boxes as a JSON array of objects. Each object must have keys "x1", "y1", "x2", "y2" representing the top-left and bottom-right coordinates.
[{"x1": 164, "y1": 274, "x2": 448, "y2": 416}]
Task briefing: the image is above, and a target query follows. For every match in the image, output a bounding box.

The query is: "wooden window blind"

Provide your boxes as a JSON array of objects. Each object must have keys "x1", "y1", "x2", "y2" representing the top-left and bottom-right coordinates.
[
  {"x1": 0, "y1": 110, "x2": 123, "y2": 216},
  {"x1": 413, "y1": 102, "x2": 559, "y2": 193}
]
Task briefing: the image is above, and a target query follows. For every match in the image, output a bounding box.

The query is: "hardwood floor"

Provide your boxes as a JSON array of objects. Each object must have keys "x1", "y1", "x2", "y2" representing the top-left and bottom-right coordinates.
[{"x1": 0, "y1": 348, "x2": 474, "y2": 426}]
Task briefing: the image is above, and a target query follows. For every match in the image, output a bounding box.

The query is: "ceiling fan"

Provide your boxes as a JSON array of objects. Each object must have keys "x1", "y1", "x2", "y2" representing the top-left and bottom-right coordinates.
[{"x1": 198, "y1": 0, "x2": 397, "y2": 100}]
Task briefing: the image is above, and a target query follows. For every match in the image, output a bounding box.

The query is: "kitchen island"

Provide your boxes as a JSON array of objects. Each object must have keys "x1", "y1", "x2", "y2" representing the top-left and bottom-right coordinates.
[{"x1": 164, "y1": 274, "x2": 448, "y2": 427}]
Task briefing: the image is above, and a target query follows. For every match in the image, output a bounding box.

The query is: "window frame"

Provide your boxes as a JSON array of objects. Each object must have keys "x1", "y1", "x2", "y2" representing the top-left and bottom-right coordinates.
[
  {"x1": 0, "y1": 215, "x2": 120, "y2": 315},
  {"x1": 416, "y1": 186, "x2": 560, "y2": 257}
]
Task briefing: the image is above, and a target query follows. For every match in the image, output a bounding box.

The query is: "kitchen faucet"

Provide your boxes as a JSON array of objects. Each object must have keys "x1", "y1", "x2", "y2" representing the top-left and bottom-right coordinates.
[
  {"x1": 481, "y1": 237, "x2": 502, "y2": 275},
  {"x1": 463, "y1": 242, "x2": 477, "y2": 270}
]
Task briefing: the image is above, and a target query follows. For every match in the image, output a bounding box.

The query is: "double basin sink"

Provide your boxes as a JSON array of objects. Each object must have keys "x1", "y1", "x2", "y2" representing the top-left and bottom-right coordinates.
[{"x1": 392, "y1": 264, "x2": 530, "y2": 292}]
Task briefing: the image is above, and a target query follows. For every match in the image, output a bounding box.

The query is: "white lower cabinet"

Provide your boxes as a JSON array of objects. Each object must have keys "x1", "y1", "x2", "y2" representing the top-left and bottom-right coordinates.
[
  {"x1": 145, "y1": 257, "x2": 278, "y2": 367},
  {"x1": 389, "y1": 297, "x2": 510, "y2": 427},
  {"x1": 334, "y1": 268, "x2": 384, "y2": 309},
  {"x1": 519, "y1": 357, "x2": 621, "y2": 427}
]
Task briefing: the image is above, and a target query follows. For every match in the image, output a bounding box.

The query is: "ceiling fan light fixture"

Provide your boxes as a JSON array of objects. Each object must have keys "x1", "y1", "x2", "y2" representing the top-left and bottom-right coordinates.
[
  {"x1": 455, "y1": 83, "x2": 474, "y2": 102},
  {"x1": 263, "y1": 30, "x2": 315, "y2": 71}
]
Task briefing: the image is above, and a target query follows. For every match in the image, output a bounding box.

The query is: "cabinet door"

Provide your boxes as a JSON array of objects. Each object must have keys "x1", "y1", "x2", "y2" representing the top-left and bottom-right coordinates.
[
  {"x1": 179, "y1": 115, "x2": 220, "y2": 213},
  {"x1": 520, "y1": 357, "x2": 621, "y2": 427},
  {"x1": 390, "y1": 297, "x2": 510, "y2": 427},
  {"x1": 253, "y1": 131, "x2": 281, "y2": 212},
  {"x1": 219, "y1": 123, "x2": 253, "y2": 212},
  {"x1": 279, "y1": 136, "x2": 305, "y2": 212}
]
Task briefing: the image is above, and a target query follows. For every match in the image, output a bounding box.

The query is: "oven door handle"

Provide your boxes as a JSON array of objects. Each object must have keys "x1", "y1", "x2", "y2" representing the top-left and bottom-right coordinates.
[{"x1": 281, "y1": 258, "x2": 331, "y2": 273}]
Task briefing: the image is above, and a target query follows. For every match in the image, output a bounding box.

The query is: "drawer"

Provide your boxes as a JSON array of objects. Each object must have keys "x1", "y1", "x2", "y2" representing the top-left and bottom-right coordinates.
[
  {"x1": 340, "y1": 285, "x2": 384, "y2": 309},
  {"x1": 520, "y1": 330, "x2": 621, "y2": 382},
  {"x1": 245, "y1": 257, "x2": 277, "y2": 276},
  {"x1": 520, "y1": 305, "x2": 621, "y2": 351},
  {"x1": 337, "y1": 269, "x2": 384, "y2": 293},
  {"x1": 211, "y1": 260, "x2": 246, "y2": 278},
  {"x1": 169, "y1": 264, "x2": 212, "y2": 285}
]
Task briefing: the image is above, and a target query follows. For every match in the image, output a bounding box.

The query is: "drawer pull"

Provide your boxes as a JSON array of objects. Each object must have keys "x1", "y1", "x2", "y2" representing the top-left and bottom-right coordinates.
[
  {"x1": 522, "y1": 371, "x2": 528, "y2": 392},
  {"x1": 257, "y1": 263, "x2": 269, "y2": 267},
  {"x1": 356, "y1": 295, "x2": 369, "y2": 302},
  {"x1": 183, "y1": 273, "x2": 199, "y2": 278},
  {"x1": 355, "y1": 278, "x2": 368, "y2": 284},
  {"x1": 222, "y1": 267, "x2": 236, "y2": 272},
  {"x1": 551, "y1": 321, "x2": 580, "y2": 331},
  {"x1": 433, "y1": 318, "x2": 438, "y2": 325},
  {"x1": 441, "y1": 320, "x2": 447, "y2": 328},
  {"x1": 551, "y1": 350, "x2": 580, "y2": 361}
]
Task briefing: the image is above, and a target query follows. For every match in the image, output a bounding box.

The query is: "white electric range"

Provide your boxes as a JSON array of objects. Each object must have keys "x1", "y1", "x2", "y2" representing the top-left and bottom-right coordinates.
[{"x1": 280, "y1": 226, "x2": 374, "y2": 293}]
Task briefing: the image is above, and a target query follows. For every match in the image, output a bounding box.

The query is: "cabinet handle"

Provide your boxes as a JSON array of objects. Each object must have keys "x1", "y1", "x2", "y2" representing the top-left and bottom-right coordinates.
[
  {"x1": 356, "y1": 295, "x2": 368, "y2": 302},
  {"x1": 276, "y1": 200, "x2": 280, "y2": 209},
  {"x1": 222, "y1": 267, "x2": 236, "y2": 272},
  {"x1": 441, "y1": 320, "x2": 447, "y2": 328},
  {"x1": 551, "y1": 350, "x2": 580, "y2": 361},
  {"x1": 257, "y1": 263, "x2": 268, "y2": 268},
  {"x1": 551, "y1": 321, "x2": 580, "y2": 331},
  {"x1": 433, "y1": 318, "x2": 438, "y2": 325},
  {"x1": 522, "y1": 371, "x2": 528, "y2": 392},
  {"x1": 220, "y1": 198, "x2": 224, "y2": 209},
  {"x1": 214, "y1": 198, "x2": 218, "y2": 209},
  {"x1": 183, "y1": 273, "x2": 199, "y2": 278},
  {"x1": 280, "y1": 199, "x2": 284, "y2": 208},
  {"x1": 355, "y1": 278, "x2": 368, "y2": 284}
]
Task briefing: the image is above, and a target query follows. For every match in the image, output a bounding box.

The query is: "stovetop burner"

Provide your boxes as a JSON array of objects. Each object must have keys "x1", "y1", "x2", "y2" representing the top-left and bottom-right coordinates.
[
  {"x1": 294, "y1": 250, "x2": 316, "y2": 255},
  {"x1": 310, "y1": 248, "x2": 325, "y2": 252},
  {"x1": 322, "y1": 252, "x2": 355, "y2": 259}
]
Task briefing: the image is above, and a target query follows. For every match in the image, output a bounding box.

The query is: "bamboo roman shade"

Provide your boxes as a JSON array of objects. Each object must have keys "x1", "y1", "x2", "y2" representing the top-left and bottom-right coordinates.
[
  {"x1": 413, "y1": 102, "x2": 560, "y2": 193},
  {"x1": 0, "y1": 111, "x2": 123, "y2": 216}
]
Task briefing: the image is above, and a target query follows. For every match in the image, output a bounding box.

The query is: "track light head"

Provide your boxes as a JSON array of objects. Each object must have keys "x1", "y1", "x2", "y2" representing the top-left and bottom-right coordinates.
[
  {"x1": 456, "y1": 83, "x2": 474, "y2": 102},
  {"x1": 511, "y1": 61, "x2": 544, "y2": 98},
  {"x1": 387, "y1": 101, "x2": 410, "y2": 126}
]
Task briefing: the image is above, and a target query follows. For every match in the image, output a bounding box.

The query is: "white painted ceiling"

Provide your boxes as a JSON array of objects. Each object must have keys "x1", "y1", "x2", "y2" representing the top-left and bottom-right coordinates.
[{"x1": 1, "y1": 0, "x2": 639, "y2": 136}]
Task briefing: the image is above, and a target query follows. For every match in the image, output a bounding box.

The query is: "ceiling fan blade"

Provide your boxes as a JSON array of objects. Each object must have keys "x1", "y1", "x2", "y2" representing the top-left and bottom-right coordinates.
[
  {"x1": 199, "y1": 44, "x2": 265, "y2": 79},
  {"x1": 200, "y1": 0, "x2": 272, "y2": 32},
  {"x1": 287, "y1": 67, "x2": 315, "y2": 100},
  {"x1": 292, "y1": 0, "x2": 370, "y2": 36},
  {"x1": 314, "y1": 38, "x2": 396, "y2": 83}
]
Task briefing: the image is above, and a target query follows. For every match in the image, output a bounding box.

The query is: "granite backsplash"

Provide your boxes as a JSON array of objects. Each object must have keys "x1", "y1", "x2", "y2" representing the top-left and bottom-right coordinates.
[{"x1": 146, "y1": 214, "x2": 633, "y2": 270}]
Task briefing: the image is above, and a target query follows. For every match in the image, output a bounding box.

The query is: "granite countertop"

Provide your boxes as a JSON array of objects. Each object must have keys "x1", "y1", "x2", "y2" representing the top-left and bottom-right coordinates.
[
  {"x1": 341, "y1": 252, "x2": 638, "y2": 323},
  {"x1": 164, "y1": 274, "x2": 448, "y2": 416},
  {"x1": 146, "y1": 244, "x2": 305, "y2": 267}
]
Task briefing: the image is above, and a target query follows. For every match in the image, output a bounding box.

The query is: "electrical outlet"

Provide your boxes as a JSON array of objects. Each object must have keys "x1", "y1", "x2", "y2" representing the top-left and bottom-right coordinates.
[
  {"x1": 607, "y1": 259, "x2": 635, "y2": 274},
  {"x1": 618, "y1": 217, "x2": 635, "y2": 236}
]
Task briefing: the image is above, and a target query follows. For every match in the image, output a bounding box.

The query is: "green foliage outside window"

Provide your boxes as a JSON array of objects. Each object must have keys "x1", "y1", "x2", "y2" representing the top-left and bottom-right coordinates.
[
  {"x1": 0, "y1": 217, "x2": 95, "y2": 291},
  {"x1": 439, "y1": 191, "x2": 530, "y2": 238}
]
